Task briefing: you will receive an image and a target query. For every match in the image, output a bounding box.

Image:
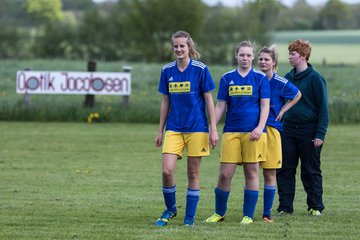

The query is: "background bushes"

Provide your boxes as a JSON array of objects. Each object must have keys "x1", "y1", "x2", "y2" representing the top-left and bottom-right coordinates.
[{"x1": 2, "y1": 59, "x2": 359, "y2": 124}]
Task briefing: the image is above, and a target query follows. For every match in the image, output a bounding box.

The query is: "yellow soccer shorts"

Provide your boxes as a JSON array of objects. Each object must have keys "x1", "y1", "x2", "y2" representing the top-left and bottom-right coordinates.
[
  {"x1": 261, "y1": 126, "x2": 282, "y2": 169},
  {"x1": 220, "y1": 132, "x2": 266, "y2": 164},
  {"x1": 162, "y1": 131, "x2": 210, "y2": 159}
]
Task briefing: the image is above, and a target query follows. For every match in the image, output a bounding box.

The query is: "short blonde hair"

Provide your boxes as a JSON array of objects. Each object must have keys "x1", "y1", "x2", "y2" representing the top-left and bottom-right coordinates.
[{"x1": 235, "y1": 40, "x2": 256, "y2": 56}]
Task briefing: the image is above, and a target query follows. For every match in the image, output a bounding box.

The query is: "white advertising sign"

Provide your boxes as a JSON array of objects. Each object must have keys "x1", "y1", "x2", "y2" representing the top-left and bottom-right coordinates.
[{"x1": 16, "y1": 71, "x2": 131, "y2": 95}]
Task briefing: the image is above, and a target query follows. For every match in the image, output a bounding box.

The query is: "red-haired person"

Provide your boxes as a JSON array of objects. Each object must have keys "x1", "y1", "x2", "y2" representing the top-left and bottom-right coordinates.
[{"x1": 276, "y1": 39, "x2": 329, "y2": 217}]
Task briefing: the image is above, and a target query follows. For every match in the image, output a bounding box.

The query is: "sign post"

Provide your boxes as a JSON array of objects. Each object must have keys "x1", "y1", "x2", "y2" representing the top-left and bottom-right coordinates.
[
  {"x1": 23, "y1": 68, "x2": 31, "y2": 107},
  {"x1": 84, "y1": 61, "x2": 96, "y2": 108},
  {"x1": 122, "y1": 66, "x2": 132, "y2": 108}
]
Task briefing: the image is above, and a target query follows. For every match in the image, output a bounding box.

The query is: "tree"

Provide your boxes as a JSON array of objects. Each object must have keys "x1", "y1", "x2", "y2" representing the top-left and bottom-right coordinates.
[
  {"x1": 316, "y1": 0, "x2": 351, "y2": 29},
  {"x1": 240, "y1": 0, "x2": 279, "y2": 45},
  {"x1": 61, "y1": 0, "x2": 95, "y2": 11},
  {"x1": 78, "y1": 9, "x2": 111, "y2": 60},
  {"x1": 201, "y1": 0, "x2": 279, "y2": 65},
  {"x1": 0, "y1": 22, "x2": 20, "y2": 58},
  {"x1": 33, "y1": 21, "x2": 78, "y2": 59},
  {"x1": 0, "y1": 0, "x2": 29, "y2": 26},
  {"x1": 349, "y1": 3, "x2": 360, "y2": 28},
  {"x1": 121, "y1": 0, "x2": 206, "y2": 62},
  {"x1": 201, "y1": 6, "x2": 240, "y2": 64},
  {"x1": 24, "y1": 0, "x2": 64, "y2": 24},
  {"x1": 291, "y1": 0, "x2": 318, "y2": 29}
]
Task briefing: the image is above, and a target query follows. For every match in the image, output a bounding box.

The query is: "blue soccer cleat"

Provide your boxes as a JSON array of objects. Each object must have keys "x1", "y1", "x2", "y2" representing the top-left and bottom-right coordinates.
[
  {"x1": 184, "y1": 216, "x2": 194, "y2": 227},
  {"x1": 154, "y1": 210, "x2": 177, "y2": 226}
]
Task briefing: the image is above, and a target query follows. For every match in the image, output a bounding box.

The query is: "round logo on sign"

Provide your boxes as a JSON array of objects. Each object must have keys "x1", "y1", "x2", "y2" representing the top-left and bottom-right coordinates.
[
  {"x1": 27, "y1": 77, "x2": 39, "y2": 90},
  {"x1": 92, "y1": 78, "x2": 104, "y2": 91}
]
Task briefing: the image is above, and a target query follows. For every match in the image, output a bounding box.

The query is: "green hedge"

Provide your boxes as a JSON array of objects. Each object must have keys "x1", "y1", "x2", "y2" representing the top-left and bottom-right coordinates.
[{"x1": 0, "y1": 60, "x2": 359, "y2": 124}]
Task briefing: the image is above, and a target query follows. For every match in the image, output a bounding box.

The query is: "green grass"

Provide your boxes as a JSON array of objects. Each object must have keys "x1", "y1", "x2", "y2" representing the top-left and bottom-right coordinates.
[
  {"x1": 1, "y1": 122, "x2": 360, "y2": 239},
  {"x1": 1, "y1": 59, "x2": 360, "y2": 123},
  {"x1": 272, "y1": 30, "x2": 360, "y2": 65},
  {"x1": 272, "y1": 30, "x2": 360, "y2": 45},
  {"x1": 276, "y1": 44, "x2": 360, "y2": 65}
]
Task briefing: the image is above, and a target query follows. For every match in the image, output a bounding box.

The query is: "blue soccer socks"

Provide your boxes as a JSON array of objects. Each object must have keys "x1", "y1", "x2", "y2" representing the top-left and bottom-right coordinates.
[
  {"x1": 263, "y1": 185, "x2": 276, "y2": 218},
  {"x1": 162, "y1": 185, "x2": 177, "y2": 212},
  {"x1": 214, "y1": 187, "x2": 230, "y2": 217},
  {"x1": 243, "y1": 189, "x2": 259, "y2": 220},
  {"x1": 184, "y1": 188, "x2": 200, "y2": 225}
]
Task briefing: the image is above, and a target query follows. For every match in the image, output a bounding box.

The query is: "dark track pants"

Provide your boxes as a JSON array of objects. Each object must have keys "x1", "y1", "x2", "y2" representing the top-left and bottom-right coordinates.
[{"x1": 276, "y1": 124, "x2": 324, "y2": 213}]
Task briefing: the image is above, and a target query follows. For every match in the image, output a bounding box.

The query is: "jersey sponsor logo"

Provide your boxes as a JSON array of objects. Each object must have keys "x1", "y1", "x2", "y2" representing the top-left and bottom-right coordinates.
[
  {"x1": 229, "y1": 80, "x2": 234, "y2": 85},
  {"x1": 168, "y1": 76, "x2": 174, "y2": 81},
  {"x1": 229, "y1": 85, "x2": 252, "y2": 96},
  {"x1": 169, "y1": 81, "x2": 190, "y2": 93}
]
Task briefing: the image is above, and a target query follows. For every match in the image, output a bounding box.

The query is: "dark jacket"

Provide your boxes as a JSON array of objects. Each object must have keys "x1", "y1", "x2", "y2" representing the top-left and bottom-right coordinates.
[{"x1": 283, "y1": 64, "x2": 329, "y2": 140}]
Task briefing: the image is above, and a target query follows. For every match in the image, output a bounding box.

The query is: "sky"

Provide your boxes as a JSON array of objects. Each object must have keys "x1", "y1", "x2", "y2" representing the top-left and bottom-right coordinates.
[{"x1": 203, "y1": 0, "x2": 360, "y2": 7}]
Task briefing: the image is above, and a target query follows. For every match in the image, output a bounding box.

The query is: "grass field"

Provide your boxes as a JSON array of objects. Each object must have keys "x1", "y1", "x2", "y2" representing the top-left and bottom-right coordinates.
[
  {"x1": 1, "y1": 122, "x2": 360, "y2": 239},
  {"x1": 272, "y1": 30, "x2": 360, "y2": 45},
  {"x1": 1, "y1": 58, "x2": 360, "y2": 123},
  {"x1": 276, "y1": 44, "x2": 360, "y2": 65},
  {"x1": 272, "y1": 30, "x2": 360, "y2": 65}
]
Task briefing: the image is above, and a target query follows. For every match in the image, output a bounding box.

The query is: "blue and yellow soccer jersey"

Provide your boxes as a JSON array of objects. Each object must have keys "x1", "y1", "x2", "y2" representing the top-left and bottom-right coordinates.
[
  {"x1": 217, "y1": 68, "x2": 270, "y2": 133},
  {"x1": 158, "y1": 59, "x2": 216, "y2": 133},
  {"x1": 267, "y1": 73, "x2": 299, "y2": 132}
]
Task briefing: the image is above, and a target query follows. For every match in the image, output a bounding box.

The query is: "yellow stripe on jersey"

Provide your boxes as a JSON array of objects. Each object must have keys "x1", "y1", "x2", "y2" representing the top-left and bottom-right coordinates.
[
  {"x1": 229, "y1": 85, "x2": 253, "y2": 96},
  {"x1": 169, "y1": 82, "x2": 191, "y2": 93}
]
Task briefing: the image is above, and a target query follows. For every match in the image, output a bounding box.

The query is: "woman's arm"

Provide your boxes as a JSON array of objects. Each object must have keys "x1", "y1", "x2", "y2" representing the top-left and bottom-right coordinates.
[
  {"x1": 250, "y1": 98, "x2": 270, "y2": 141},
  {"x1": 214, "y1": 100, "x2": 226, "y2": 125},
  {"x1": 276, "y1": 91, "x2": 302, "y2": 121},
  {"x1": 155, "y1": 95, "x2": 170, "y2": 147},
  {"x1": 204, "y1": 92, "x2": 219, "y2": 148}
]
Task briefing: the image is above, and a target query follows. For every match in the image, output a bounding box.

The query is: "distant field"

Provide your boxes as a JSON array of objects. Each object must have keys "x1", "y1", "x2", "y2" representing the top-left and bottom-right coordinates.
[
  {"x1": 272, "y1": 30, "x2": 360, "y2": 64},
  {"x1": 276, "y1": 44, "x2": 360, "y2": 65},
  {"x1": 273, "y1": 30, "x2": 360, "y2": 44}
]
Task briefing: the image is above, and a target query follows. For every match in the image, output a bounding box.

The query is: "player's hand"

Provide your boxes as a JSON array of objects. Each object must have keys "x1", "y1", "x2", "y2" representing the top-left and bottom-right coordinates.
[
  {"x1": 155, "y1": 132, "x2": 163, "y2": 147},
  {"x1": 275, "y1": 110, "x2": 284, "y2": 121},
  {"x1": 209, "y1": 128, "x2": 219, "y2": 149},
  {"x1": 250, "y1": 126, "x2": 263, "y2": 141},
  {"x1": 312, "y1": 138, "x2": 324, "y2": 148}
]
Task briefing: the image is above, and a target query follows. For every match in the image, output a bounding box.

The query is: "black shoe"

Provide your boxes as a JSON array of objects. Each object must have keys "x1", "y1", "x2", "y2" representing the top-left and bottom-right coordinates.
[{"x1": 276, "y1": 211, "x2": 292, "y2": 217}]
